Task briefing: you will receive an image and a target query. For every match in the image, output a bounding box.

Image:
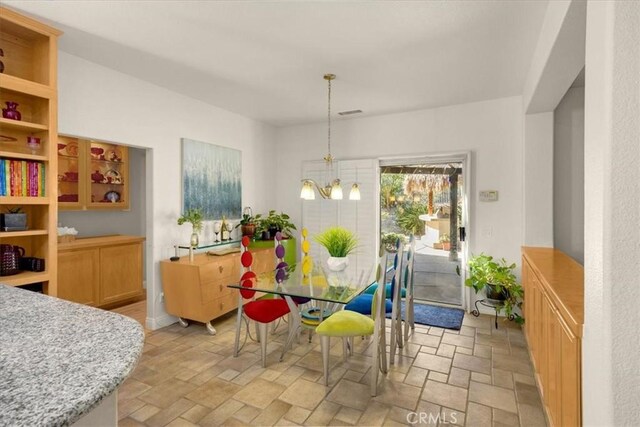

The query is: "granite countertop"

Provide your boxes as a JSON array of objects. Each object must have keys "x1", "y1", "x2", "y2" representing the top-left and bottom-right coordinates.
[{"x1": 0, "y1": 285, "x2": 144, "y2": 426}]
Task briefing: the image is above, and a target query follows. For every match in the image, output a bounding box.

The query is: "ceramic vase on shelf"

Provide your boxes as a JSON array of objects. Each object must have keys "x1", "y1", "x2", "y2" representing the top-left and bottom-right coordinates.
[
  {"x1": 2, "y1": 102, "x2": 21, "y2": 121},
  {"x1": 190, "y1": 231, "x2": 199, "y2": 247},
  {"x1": 327, "y1": 256, "x2": 349, "y2": 272}
]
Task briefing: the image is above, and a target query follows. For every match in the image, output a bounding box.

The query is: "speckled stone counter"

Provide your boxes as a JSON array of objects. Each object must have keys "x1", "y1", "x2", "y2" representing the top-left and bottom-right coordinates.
[{"x1": 0, "y1": 285, "x2": 144, "y2": 426}]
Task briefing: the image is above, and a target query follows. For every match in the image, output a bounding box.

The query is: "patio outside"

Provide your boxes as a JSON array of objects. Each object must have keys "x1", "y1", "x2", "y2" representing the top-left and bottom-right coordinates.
[{"x1": 380, "y1": 164, "x2": 463, "y2": 306}]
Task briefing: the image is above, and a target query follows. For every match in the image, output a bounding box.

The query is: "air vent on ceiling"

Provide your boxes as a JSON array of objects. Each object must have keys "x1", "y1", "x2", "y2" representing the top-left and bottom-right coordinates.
[{"x1": 338, "y1": 109, "x2": 363, "y2": 116}]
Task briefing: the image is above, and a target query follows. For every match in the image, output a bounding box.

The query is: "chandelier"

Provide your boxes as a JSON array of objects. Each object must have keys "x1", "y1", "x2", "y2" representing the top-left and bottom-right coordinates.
[{"x1": 300, "y1": 74, "x2": 360, "y2": 201}]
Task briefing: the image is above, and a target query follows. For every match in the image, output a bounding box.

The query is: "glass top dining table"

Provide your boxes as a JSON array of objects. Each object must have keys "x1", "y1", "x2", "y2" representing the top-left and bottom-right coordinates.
[{"x1": 227, "y1": 263, "x2": 374, "y2": 305}]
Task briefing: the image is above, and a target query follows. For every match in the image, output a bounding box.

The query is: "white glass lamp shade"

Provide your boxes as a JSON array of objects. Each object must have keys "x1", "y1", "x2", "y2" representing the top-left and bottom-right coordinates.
[
  {"x1": 330, "y1": 181, "x2": 343, "y2": 200},
  {"x1": 349, "y1": 183, "x2": 361, "y2": 200},
  {"x1": 300, "y1": 181, "x2": 316, "y2": 200}
]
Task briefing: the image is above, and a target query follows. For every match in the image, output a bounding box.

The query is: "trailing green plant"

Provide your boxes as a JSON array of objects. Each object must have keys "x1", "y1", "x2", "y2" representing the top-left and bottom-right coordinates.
[
  {"x1": 256, "y1": 210, "x2": 296, "y2": 238},
  {"x1": 464, "y1": 253, "x2": 524, "y2": 324},
  {"x1": 177, "y1": 208, "x2": 203, "y2": 233},
  {"x1": 381, "y1": 232, "x2": 407, "y2": 252},
  {"x1": 396, "y1": 202, "x2": 427, "y2": 235},
  {"x1": 314, "y1": 226, "x2": 358, "y2": 258}
]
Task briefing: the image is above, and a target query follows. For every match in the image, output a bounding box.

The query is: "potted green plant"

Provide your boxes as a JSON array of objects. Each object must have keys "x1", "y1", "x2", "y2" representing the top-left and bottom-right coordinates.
[
  {"x1": 439, "y1": 233, "x2": 451, "y2": 251},
  {"x1": 464, "y1": 253, "x2": 524, "y2": 324},
  {"x1": 235, "y1": 211, "x2": 262, "y2": 238},
  {"x1": 1, "y1": 207, "x2": 27, "y2": 231},
  {"x1": 381, "y1": 232, "x2": 406, "y2": 253},
  {"x1": 177, "y1": 208, "x2": 203, "y2": 247},
  {"x1": 314, "y1": 226, "x2": 358, "y2": 272},
  {"x1": 256, "y1": 210, "x2": 296, "y2": 240}
]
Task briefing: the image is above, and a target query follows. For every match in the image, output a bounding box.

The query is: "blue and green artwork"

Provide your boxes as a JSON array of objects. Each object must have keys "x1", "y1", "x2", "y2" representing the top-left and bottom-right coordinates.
[{"x1": 181, "y1": 138, "x2": 241, "y2": 220}]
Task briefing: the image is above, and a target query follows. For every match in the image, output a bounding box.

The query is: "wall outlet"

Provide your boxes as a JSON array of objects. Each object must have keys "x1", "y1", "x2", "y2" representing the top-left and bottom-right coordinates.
[{"x1": 479, "y1": 190, "x2": 499, "y2": 202}]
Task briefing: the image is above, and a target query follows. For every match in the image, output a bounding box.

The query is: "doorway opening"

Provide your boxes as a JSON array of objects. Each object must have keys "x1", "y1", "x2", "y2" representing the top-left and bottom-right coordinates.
[{"x1": 380, "y1": 159, "x2": 465, "y2": 306}]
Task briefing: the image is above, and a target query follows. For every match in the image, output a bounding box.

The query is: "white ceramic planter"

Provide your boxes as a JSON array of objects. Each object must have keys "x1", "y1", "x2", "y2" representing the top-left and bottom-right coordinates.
[{"x1": 327, "y1": 256, "x2": 349, "y2": 272}]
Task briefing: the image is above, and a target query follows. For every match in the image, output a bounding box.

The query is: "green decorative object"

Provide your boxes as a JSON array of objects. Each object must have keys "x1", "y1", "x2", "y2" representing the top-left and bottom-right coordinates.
[{"x1": 249, "y1": 237, "x2": 296, "y2": 267}]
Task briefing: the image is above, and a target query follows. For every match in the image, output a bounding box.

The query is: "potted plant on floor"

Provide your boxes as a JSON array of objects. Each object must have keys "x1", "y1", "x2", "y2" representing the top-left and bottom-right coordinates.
[
  {"x1": 440, "y1": 233, "x2": 451, "y2": 251},
  {"x1": 465, "y1": 253, "x2": 524, "y2": 324},
  {"x1": 177, "y1": 208, "x2": 203, "y2": 247},
  {"x1": 315, "y1": 226, "x2": 358, "y2": 272}
]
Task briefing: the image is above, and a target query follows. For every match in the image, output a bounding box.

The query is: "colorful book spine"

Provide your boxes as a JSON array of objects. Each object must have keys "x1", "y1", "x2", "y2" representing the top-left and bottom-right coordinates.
[{"x1": 0, "y1": 159, "x2": 46, "y2": 197}]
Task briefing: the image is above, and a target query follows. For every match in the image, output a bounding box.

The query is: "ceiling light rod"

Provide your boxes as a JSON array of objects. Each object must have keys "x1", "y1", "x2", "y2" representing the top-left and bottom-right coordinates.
[{"x1": 300, "y1": 73, "x2": 360, "y2": 201}]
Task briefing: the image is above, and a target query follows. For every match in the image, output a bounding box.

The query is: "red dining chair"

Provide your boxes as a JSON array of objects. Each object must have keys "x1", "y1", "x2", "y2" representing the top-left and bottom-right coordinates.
[{"x1": 233, "y1": 236, "x2": 291, "y2": 367}]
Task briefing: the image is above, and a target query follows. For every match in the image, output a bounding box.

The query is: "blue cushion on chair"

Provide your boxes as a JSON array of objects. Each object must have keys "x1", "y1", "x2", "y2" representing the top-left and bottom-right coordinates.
[
  {"x1": 344, "y1": 294, "x2": 392, "y2": 315},
  {"x1": 364, "y1": 282, "x2": 407, "y2": 298}
]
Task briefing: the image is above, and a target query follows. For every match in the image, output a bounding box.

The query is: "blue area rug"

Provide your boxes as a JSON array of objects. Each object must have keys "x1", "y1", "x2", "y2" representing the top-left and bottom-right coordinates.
[{"x1": 387, "y1": 301, "x2": 465, "y2": 330}]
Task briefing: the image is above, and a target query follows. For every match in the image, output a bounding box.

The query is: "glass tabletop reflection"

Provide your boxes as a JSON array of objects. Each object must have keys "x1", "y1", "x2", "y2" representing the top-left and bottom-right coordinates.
[{"x1": 227, "y1": 262, "x2": 374, "y2": 305}]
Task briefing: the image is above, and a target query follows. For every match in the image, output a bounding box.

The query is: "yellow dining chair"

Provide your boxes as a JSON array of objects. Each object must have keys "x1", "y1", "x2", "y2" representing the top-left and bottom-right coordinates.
[{"x1": 316, "y1": 243, "x2": 404, "y2": 396}]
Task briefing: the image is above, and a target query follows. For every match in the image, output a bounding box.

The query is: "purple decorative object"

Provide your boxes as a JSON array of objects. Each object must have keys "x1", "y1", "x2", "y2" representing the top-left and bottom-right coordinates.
[
  {"x1": 276, "y1": 261, "x2": 288, "y2": 270},
  {"x1": 275, "y1": 245, "x2": 285, "y2": 259},
  {"x1": 275, "y1": 231, "x2": 283, "y2": 241},
  {"x1": 27, "y1": 136, "x2": 40, "y2": 152},
  {"x1": 2, "y1": 102, "x2": 21, "y2": 121},
  {"x1": 275, "y1": 268, "x2": 286, "y2": 283}
]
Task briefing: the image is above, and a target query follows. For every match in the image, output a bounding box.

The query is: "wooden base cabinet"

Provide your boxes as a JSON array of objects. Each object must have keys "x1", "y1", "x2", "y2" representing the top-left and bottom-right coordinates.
[
  {"x1": 160, "y1": 248, "x2": 274, "y2": 327},
  {"x1": 522, "y1": 247, "x2": 583, "y2": 427},
  {"x1": 58, "y1": 235, "x2": 145, "y2": 308}
]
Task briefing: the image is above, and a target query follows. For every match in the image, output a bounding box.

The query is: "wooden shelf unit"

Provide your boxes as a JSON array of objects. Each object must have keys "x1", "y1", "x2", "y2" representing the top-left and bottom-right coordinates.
[
  {"x1": 0, "y1": 7, "x2": 60, "y2": 295},
  {"x1": 522, "y1": 247, "x2": 583, "y2": 427},
  {"x1": 58, "y1": 137, "x2": 129, "y2": 210}
]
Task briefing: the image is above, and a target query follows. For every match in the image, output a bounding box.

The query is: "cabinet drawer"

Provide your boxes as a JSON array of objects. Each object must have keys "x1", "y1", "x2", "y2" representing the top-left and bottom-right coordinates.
[
  {"x1": 199, "y1": 257, "x2": 239, "y2": 284},
  {"x1": 201, "y1": 279, "x2": 237, "y2": 303}
]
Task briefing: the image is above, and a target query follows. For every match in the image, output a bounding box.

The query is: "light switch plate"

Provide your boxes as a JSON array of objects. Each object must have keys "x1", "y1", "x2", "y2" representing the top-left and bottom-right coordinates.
[{"x1": 479, "y1": 190, "x2": 499, "y2": 202}]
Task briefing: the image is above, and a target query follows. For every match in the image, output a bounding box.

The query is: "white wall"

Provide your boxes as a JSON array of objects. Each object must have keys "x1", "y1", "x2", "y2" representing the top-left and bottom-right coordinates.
[
  {"x1": 57, "y1": 52, "x2": 277, "y2": 329},
  {"x1": 523, "y1": 112, "x2": 554, "y2": 247},
  {"x1": 584, "y1": 1, "x2": 640, "y2": 424},
  {"x1": 275, "y1": 96, "x2": 524, "y2": 273},
  {"x1": 553, "y1": 86, "x2": 584, "y2": 264}
]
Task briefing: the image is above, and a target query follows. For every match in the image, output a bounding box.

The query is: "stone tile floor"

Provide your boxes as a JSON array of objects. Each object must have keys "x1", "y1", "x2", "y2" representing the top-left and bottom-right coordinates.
[{"x1": 116, "y1": 312, "x2": 547, "y2": 426}]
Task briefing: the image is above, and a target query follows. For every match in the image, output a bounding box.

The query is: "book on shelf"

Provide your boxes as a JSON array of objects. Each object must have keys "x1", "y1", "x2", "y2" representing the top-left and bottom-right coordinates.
[{"x1": 0, "y1": 159, "x2": 45, "y2": 197}]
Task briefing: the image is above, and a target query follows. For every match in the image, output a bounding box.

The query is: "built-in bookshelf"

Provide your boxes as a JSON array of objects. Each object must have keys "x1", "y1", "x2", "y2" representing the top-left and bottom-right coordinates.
[{"x1": 0, "y1": 7, "x2": 61, "y2": 295}]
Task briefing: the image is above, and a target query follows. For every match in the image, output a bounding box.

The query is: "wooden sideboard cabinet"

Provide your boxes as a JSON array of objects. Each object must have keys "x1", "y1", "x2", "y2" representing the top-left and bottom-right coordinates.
[
  {"x1": 160, "y1": 247, "x2": 274, "y2": 335},
  {"x1": 58, "y1": 235, "x2": 145, "y2": 308},
  {"x1": 522, "y1": 247, "x2": 583, "y2": 427}
]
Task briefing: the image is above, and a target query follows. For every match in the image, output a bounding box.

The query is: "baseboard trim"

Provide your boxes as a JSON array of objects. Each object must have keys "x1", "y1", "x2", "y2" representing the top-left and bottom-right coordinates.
[{"x1": 146, "y1": 313, "x2": 176, "y2": 331}]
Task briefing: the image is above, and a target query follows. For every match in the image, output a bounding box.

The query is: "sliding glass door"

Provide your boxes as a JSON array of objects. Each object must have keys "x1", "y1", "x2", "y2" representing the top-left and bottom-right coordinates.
[{"x1": 379, "y1": 155, "x2": 467, "y2": 306}]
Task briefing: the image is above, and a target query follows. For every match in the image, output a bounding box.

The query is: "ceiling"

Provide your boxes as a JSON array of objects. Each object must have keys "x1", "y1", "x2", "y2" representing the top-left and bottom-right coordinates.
[{"x1": 6, "y1": 1, "x2": 548, "y2": 127}]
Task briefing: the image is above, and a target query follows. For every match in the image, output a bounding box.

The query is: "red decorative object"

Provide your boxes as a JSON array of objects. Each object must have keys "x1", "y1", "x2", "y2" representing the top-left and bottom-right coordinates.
[{"x1": 91, "y1": 170, "x2": 104, "y2": 183}]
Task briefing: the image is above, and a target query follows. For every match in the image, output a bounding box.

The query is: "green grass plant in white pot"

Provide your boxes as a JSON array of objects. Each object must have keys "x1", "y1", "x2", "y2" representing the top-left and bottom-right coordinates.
[{"x1": 314, "y1": 226, "x2": 358, "y2": 272}]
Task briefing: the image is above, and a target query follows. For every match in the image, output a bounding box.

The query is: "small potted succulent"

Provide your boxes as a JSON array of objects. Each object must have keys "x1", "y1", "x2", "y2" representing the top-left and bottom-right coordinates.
[
  {"x1": 1, "y1": 207, "x2": 27, "y2": 231},
  {"x1": 314, "y1": 226, "x2": 358, "y2": 272},
  {"x1": 177, "y1": 208, "x2": 203, "y2": 247},
  {"x1": 464, "y1": 253, "x2": 524, "y2": 324}
]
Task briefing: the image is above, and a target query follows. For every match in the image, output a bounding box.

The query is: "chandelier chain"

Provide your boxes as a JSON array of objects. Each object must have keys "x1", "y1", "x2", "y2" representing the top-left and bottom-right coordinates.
[{"x1": 327, "y1": 76, "x2": 332, "y2": 163}]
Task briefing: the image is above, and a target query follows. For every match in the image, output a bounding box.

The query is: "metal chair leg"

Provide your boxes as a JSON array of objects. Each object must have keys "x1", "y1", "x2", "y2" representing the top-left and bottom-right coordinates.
[
  {"x1": 320, "y1": 335, "x2": 330, "y2": 386},
  {"x1": 258, "y1": 322, "x2": 268, "y2": 368}
]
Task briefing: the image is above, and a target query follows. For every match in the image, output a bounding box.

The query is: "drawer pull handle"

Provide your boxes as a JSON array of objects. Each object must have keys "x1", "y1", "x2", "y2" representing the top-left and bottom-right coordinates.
[{"x1": 219, "y1": 266, "x2": 224, "y2": 273}]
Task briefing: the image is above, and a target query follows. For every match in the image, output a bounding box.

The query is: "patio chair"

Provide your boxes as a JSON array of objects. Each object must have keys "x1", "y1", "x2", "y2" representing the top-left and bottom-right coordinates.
[
  {"x1": 315, "y1": 244, "x2": 399, "y2": 396},
  {"x1": 233, "y1": 236, "x2": 292, "y2": 367}
]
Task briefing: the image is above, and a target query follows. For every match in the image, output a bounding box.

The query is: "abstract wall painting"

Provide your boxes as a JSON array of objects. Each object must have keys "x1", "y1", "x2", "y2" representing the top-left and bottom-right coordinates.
[{"x1": 181, "y1": 138, "x2": 241, "y2": 220}]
